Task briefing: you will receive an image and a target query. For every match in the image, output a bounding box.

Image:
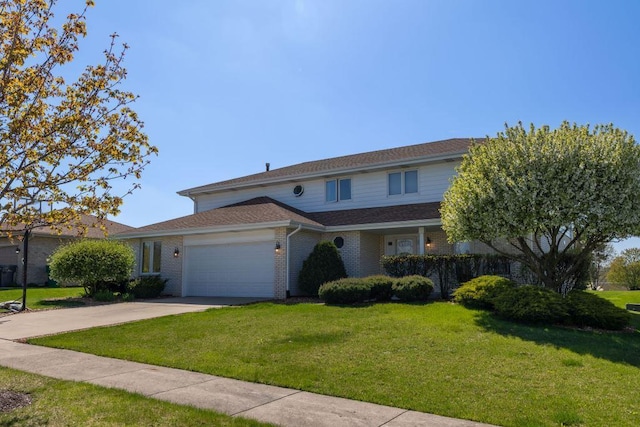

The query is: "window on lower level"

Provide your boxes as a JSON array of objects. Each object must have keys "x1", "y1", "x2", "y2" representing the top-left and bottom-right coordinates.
[
  {"x1": 388, "y1": 170, "x2": 418, "y2": 195},
  {"x1": 141, "y1": 241, "x2": 162, "y2": 274},
  {"x1": 326, "y1": 178, "x2": 352, "y2": 202}
]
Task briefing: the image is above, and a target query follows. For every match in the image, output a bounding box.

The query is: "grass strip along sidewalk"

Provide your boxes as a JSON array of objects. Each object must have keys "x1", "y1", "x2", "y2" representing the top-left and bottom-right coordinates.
[{"x1": 0, "y1": 367, "x2": 272, "y2": 426}]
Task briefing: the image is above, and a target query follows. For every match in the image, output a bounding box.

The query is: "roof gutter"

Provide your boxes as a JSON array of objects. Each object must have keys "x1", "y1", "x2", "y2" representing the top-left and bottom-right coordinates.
[{"x1": 285, "y1": 224, "x2": 303, "y2": 298}]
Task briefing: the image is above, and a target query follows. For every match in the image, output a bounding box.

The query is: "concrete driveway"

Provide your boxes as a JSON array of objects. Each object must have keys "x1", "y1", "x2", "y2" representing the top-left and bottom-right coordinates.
[{"x1": 0, "y1": 297, "x2": 268, "y2": 340}]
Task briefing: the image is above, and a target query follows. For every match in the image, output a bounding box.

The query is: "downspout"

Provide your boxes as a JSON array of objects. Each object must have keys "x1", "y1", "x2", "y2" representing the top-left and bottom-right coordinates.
[{"x1": 286, "y1": 225, "x2": 303, "y2": 298}]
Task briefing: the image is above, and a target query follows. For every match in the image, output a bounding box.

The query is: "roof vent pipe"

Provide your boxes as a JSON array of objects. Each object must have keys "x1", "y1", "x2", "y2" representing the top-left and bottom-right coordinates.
[{"x1": 266, "y1": 163, "x2": 270, "y2": 172}]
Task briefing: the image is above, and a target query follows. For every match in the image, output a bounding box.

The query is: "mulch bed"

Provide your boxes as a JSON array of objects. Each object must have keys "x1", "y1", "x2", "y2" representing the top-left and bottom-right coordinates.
[{"x1": 0, "y1": 390, "x2": 32, "y2": 413}]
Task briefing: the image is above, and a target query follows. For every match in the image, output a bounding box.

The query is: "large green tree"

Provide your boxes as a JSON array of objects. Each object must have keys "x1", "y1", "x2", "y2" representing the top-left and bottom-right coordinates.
[
  {"x1": 607, "y1": 248, "x2": 640, "y2": 290},
  {"x1": 441, "y1": 122, "x2": 640, "y2": 295},
  {"x1": 0, "y1": 0, "x2": 156, "y2": 235}
]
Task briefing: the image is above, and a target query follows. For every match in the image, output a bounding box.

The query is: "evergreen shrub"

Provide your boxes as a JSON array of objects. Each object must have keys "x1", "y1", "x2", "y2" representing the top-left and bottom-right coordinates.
[
  {"x1": 392, "y1": 275, "x2": 434, "y2": 301},
  {"x1": 493, "y1": 286, "x2": 569, "y2": 324},
  {"x1": 298, "y1": 241, "x2": 347, "y2": 296},
  {"x1": 128, "y1": 276, "x2": 167, "y2": 299},
  {"x1": 564, "y1": 291, "x2": 631, "y2": 330},
  {"x1": 318, "y1": 279, "x2": 371, "y2": 304},
  {"x1": 365, "y1": 275, "x2": 394, "y2": 301},
  {"x1": 453, "y1": 275, "x2": 516, "y2": 309}
]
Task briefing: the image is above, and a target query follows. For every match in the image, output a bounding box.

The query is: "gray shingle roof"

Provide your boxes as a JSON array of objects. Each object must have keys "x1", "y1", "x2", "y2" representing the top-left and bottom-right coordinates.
[
  {"x1": 116, "y1": 197, "x2": 441, "y2": 237},
  {"x1": 179, "y1": 138, "x2": 475, "y2": 195},
  {"x1": 116, "y1": 197, "x2": 324, "y2": 236},
  {"x1": 309, "y1": 202, "x2": 441, "y2": 226},
  {"x1": 2, "y1": 214, "x2": 132, "y2": 238}
]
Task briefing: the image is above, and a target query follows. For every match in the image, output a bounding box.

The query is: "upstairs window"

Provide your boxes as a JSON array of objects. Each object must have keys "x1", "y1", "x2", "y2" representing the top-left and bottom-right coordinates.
[
  {"x1": 326, "y1": 178, "x2": 352, "y2": 202},
  {"x1": 141, "y1": 241, "x2": 162, "y2": 274},
  {"x1": 388, "y1": 170, "x2": 418, "y2": 195}
]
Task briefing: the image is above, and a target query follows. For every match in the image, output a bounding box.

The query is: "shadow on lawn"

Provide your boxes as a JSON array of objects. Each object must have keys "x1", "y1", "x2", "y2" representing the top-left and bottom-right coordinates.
[{"x1": 474, "y1": 311, "x2": 640, "y2": 367}]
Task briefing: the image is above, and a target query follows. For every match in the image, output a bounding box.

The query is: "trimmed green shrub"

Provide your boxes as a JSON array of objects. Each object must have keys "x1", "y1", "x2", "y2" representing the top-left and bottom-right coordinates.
[
  {"x1": 365, "y1": 275, "x2": 394, "y2": 301},
  {"x1": 120, "y1": 292, "x2": 135, "y2": 302},
  {"x1": 298, "y1": 241, "x2": 348, "y2": 296},
  {"x1": 392, "y1": 275, "x2": 434, "y2": 301},
  {"x1": 493, "y1": 286, "x2": 569, "y2": 324},
  {"x1": 99, "y1": 279, "x2": 130, "y2": 294},
  {"x1": 319, "y1": 279, "x2": 371, "y2": 304},
  {"x1": 48, "y1": 240, "x2": 135, "y2": 297},
  {"x1": 564, "y1": 291, "x2": 631, "y2": 330},
  {"x1": 128, "y1": 276, "x2": 167, "y2": 299},
  {"x1": 453, "y1": 275, "x2": 517, "y2": 309},
  {"x1": 93, "y1": 289, "x2": 116, "y2": 302}
]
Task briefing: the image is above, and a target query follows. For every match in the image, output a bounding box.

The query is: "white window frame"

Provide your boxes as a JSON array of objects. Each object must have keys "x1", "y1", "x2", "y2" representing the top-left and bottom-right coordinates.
[
  {"x1": 325, "y1": 178, "x2": 352, "y2": 203},
  {"x1": 141, "y1": 240, "x2": 162, "y2": 274},
  {"x1": 388, "y1": 170, "x2": 418, "y2": 196}
]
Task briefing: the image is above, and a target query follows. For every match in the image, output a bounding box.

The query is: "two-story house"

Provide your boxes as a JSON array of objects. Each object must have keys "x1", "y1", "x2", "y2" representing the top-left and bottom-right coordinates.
[{"x1": 117, "y1": 138, "x2": 476, "y2": 299}]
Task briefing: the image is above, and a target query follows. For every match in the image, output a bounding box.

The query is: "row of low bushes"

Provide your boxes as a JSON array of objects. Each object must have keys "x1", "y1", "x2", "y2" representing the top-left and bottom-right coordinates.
[
  {"x1": 318, "y1": 275, "x2": 434, "y2": 304},
  {"x1": 381, "y1": 254, "x2": 512, "y2": 298},
  {"x1": 382, "y1": 252, "x2": 593, "y2": 298},
  {"x1": 453, "y1": 275, "x2": 632, "y2": 330}
]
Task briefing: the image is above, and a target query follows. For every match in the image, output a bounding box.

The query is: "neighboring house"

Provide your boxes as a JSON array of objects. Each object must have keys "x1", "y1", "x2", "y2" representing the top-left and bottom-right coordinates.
[
  {"x1": 0, "y1": 215, "x2": 133, "y2": 286},
  {"x1": 117, "y1": 138, "x2": 487, "y2": 299}
]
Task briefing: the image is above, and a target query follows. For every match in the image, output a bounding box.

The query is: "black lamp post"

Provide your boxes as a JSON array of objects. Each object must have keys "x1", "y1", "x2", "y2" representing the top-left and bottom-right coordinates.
[{"x1": 20, "y1": 229, "x2": 30, "y2": 311}]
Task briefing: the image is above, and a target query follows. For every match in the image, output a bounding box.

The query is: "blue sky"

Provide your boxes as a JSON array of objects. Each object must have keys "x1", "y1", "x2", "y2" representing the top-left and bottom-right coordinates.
[{"x1": 72, "y1": 0, "x2": 640, "y2": 252}]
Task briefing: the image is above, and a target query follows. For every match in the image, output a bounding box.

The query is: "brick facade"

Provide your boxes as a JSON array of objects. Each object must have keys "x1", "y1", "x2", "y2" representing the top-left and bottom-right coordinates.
[
  {"x1": 15, "y1": 236, "x2": 70, "y2": 285},
  {"x1": 274, "y1": 227, "x2": 288, "y2": 299},
  {"x1": 128, "y1": 236, "x2": 183, "y2": 296},
  {"x1": 423, "y1": 228, "x2": 454, "y2": 255},
  {"x1": 321, "y1": 231, "x2": 361, "y2": 277}
]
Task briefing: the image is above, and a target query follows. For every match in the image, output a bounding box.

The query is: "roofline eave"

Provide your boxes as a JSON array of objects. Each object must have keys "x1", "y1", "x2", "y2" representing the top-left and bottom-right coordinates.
[
  {"x1": 111, "y1": 218, "x2": 442, "y2": 240},
  {"x1": 114, "y1": 220, "x2": 325, "y2": 240},
  {"x1": 325, "y1": 218, "x2": 442, "y2": 232}
]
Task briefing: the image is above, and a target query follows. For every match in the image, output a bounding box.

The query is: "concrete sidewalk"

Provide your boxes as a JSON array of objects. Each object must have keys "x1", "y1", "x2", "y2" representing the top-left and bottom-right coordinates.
[{"x1": 0, "y1": 300, "x2": 496, "y2": 426}]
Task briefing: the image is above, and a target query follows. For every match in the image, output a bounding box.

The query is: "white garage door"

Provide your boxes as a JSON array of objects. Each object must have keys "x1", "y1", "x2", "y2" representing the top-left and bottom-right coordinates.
[{"x1": 184, "y1": 241, "x2": 275, "y2": 297}]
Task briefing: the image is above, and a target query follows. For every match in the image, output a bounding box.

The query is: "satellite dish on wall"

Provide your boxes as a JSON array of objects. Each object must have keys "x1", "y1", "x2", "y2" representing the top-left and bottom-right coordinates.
[{"x1": 293, "y1": 185, "x2": 304, "y2": 197}]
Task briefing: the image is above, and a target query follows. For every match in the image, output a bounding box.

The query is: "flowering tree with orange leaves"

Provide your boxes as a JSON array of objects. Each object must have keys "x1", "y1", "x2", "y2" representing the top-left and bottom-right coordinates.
[{"x1": 0, "y1": 0, "x2": 156, "y2": 237}]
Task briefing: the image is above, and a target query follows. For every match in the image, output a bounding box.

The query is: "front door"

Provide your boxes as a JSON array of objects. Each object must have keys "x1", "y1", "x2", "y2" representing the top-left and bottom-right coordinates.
[{"x1": 384, "y1": 235, "x2": 417, "y2": 256}]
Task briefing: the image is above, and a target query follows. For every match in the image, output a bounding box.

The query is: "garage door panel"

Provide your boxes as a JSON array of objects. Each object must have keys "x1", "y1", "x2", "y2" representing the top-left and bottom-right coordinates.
[{"x1": 184, "y1": 241, "x2": 274, "y2": 297}]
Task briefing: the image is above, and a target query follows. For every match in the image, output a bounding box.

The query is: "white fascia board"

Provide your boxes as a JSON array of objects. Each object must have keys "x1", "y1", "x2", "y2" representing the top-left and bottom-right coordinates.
[
  {"x1": 325, "y1": 218, "x2": 442, "y2": 232},
  {"x1": 177, "y1": 152, "x2": 466, "y2": 197},
  {"x1": 115, "y1": 220, "x2": 325, "y2": 240}
]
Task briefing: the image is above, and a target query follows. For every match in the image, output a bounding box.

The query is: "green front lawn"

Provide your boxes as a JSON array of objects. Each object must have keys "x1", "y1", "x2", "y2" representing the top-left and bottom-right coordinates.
[
  {"x1": 31, "y1": 294, "x2": 640, "y2": 427},
  {"x1": 0, "y1": 287, "x2": 85, "y2": 312},
  {"x1": 593, "y1": 290, "x2": 640, "y2": 309},
  {"x1": 593, "y1": 290, "x2": 640, "y2": 329},
  {"x1": 0, "y1": 367, "x2": 271, "y2": 426}
]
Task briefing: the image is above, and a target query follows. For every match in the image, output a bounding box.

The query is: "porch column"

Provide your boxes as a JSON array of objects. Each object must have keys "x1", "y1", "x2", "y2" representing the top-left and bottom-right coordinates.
[{"x1": 418, "y1": 227, "x2": 425, "y2": 255}]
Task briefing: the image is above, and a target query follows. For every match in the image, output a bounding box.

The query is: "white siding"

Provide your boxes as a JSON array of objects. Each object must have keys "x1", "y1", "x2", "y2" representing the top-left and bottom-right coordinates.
[{"x1": 194, "y1": 161, "x2": 460, "y2": 213}]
